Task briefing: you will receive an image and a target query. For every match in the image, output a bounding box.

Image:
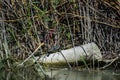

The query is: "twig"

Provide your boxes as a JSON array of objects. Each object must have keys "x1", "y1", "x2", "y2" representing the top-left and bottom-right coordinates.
[
  {"x1": 101, "y1": 57, "x2": 119, "y2": 69},
  {"x1": 18, "y1": 43, "x2": 44, "y2": 66},
  {"x1": 60, "y1": 51, "x2": 72, "y2": 69},
  {"x1": 64, "y1": 7, "x2": 78, "y2": 67}
]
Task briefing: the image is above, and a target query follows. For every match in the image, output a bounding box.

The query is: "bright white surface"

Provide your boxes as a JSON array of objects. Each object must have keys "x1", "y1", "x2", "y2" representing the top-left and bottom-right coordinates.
[{"x1": 39, "y1": 42, "x2": 102, "y2": 63}]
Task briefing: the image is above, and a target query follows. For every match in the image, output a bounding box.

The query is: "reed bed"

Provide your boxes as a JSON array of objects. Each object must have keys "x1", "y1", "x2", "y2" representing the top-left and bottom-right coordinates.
[{"x1": 0, "y1": 0, "x2": 120, "y2": 73}]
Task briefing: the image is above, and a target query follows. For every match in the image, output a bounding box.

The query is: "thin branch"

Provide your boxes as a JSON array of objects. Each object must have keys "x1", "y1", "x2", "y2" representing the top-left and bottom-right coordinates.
[{"x1": 19, "y1": 43, "x2": 44, "y2": 65}]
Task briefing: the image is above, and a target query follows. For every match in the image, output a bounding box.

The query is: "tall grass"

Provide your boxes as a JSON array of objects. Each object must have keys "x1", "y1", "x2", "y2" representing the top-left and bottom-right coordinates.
[{"x1": 0, "y1": 0, "x2": 119, "y2": 72}]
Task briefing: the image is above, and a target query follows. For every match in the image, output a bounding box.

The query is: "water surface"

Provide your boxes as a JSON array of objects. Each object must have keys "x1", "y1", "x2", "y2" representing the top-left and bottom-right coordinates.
[{"x1": 46, "y1": 69, "x2": 120, "y2": 80}]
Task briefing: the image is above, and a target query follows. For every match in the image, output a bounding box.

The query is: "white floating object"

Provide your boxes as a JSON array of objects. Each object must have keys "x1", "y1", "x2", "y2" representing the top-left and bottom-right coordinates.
[{"x1": 39, "y1": 42, "x2": 102, "y2": 64}]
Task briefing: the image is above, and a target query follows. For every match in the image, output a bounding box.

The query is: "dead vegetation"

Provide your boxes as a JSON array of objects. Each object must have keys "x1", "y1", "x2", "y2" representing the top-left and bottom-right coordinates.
[{"x1": 0, "y1": 0, "x2": 120, "y2": 70}]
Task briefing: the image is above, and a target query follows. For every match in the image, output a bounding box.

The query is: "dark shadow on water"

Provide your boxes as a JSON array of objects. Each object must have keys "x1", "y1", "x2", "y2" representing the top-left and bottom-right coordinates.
[{"x1": 0, "y1": 66, "x2": 45, "y2": 80}]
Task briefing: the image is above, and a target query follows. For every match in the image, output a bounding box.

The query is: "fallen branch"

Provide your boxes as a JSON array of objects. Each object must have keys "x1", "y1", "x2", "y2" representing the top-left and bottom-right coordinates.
[
  {"x1": 19, "y1": 43, "x2": 44, "y2": 66},
  {"x1": 100, "y1": 57, "x2": 119, "y2": 69}
]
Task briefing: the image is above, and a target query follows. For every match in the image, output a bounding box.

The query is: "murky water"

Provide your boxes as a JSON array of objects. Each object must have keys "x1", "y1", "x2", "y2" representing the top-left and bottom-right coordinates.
[
  {"x1": 46, "y1": 69, "x2": 120, "y2": 80},
  {"x1": 0, "y1": 67, "x2": 120, "y2": 80},
  {"x1": 0, "y1": 66, "x2": 45, "y2": 80}
]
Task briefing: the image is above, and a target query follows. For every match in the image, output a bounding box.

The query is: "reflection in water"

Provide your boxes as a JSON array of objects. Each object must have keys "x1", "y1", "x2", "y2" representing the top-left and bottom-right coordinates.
[
  {"x1": 0, "y1": 67, "x2": 120, "y2": 80},
  {"x1": 46, "y1": 69, "x2": 120, "y2": 80},
  {"x1": 0, "y1": 66, "x2": 45, "y2": 80}
]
